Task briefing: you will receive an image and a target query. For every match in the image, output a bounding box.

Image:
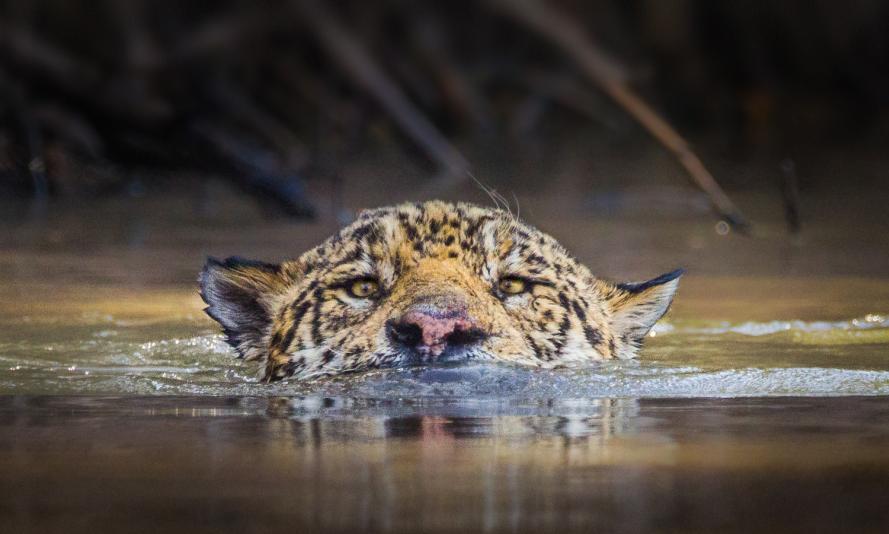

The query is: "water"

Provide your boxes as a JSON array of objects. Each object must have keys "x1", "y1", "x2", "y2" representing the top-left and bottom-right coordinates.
[
  {"x1": 2, "y1": 191, "x2": 889, "y2": 532},
  {"x1": 5, "y1": 395, "x2": 889, "y2": 533},
  {"x1": 3, "y1": 307, "x2": 889, "y2": 397}
]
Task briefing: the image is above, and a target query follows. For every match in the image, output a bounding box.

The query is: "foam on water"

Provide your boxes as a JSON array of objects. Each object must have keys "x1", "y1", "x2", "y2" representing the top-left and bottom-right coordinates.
[
  {"x1": 652, "y1": 314, "x2": 889, "y2": 336},
  {"x1": 1, "y1": 315, "x2": 888, "y2": 397},
  {"x1": 276, "y1": 364, "x2": 889, "y2": 399}
]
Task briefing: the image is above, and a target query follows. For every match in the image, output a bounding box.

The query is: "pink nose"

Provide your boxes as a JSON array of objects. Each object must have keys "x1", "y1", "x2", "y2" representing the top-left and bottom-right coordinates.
[
  {"x1": 387, "y1": 307, "x2": 485, "y2": 357},
  {"x1": 402, "y1": 311, "x2": 472, "y2": 353}
]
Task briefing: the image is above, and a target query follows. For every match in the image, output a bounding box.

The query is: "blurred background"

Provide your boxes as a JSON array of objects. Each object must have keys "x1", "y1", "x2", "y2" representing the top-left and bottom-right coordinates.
[
  {"x1": 2, "y1": 0, "x2": 888, "y2": 282},
  {"x1": 5, "y1": 7, "x2": 889, "y2": 531}
]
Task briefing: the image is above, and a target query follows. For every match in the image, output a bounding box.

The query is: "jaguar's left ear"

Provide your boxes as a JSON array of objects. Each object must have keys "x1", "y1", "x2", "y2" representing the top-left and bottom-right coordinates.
[{"x1": 605, "y1": 269, "x2": 683, "y2": 355}]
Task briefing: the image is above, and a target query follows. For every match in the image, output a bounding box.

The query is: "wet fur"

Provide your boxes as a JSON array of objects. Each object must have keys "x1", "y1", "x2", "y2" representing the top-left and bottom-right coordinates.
[{"x1": 200, "y1": 201, "x2": 681, "y2": 381}]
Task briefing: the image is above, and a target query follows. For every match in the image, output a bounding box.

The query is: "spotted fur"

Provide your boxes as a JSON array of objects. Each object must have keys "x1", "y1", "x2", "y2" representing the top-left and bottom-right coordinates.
[{"x1": 200, "y1": 201, "x2": 681, "y2": 381}]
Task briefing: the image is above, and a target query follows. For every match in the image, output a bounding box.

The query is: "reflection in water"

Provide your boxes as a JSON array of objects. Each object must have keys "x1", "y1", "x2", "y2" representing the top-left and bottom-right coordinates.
[
  {"x1": 4, "y1": 396, "x2": 889, "y2": 533},
  {"x1": 266, "y1": 396, "x2": 640, "y2": 444},
  {"x1": 3, "y1": 395, "x2": 651, "y2": 533}
]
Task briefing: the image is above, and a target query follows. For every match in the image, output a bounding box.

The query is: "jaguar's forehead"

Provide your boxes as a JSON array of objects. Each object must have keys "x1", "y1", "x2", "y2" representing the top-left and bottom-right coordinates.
[{"x1": 298, "y1": 201, "x2": 575, "y2": 278}]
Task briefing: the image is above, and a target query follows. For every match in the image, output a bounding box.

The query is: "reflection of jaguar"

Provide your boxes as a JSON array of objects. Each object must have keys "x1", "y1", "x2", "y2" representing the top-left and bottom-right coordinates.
[
  {"x1": 201, "y1": 201, "x2": 681, "y2": 381},
  {"x1": 266, "y1": 397, "x2": 641, "y2": 443}
]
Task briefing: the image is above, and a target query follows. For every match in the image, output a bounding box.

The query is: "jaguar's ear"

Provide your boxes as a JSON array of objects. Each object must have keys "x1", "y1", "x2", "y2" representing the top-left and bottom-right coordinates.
[
  {"x1": 199, "y1": 257, "x2": 294, "y2": 361},
  {"x1": 605, "y1": 269, "x2": 683, "y2": 357}
]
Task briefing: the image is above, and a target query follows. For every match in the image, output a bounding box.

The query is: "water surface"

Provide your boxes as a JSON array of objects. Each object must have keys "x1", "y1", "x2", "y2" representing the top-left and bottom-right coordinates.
[
  {"x1": 2, "y1": 285, "x2": 888, "y2": 397},
  {"x1": 3, "y1": 395, "x2": 889, "y2": 533},
  {"x1": 2, "y1": 192, "x2": 889, "y2": 532}
]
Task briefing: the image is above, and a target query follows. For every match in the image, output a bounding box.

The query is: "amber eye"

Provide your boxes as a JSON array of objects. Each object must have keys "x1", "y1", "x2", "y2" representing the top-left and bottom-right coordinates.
[
  {"x1": 498, "y1": 277, "x2": 528, "y2": 295},
  {"x1": 348, "y1": 279, "x2": 380, "y2": 299}
]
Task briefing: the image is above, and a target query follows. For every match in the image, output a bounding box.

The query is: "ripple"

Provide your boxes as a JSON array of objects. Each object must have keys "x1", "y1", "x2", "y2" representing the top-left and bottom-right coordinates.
[
  {"x1": 281, "y1": 364, "x2": 889, "y2": 399},
  {"x1": 659, "y1": 314, "x2": 889, "y2": 337},
  {"x1": 2, "y1": 316, "x2": 889, "y2": 397}
]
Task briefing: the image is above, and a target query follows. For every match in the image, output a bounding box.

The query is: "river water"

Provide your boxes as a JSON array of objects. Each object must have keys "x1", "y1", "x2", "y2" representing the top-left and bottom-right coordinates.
[{"x1": 1, "y1": 188, "x2": 888, "y2": 533}]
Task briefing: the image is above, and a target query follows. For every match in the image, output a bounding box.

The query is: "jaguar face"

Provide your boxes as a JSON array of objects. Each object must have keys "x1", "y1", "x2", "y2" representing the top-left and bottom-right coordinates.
[{"x1": 200, "y1": 201, "x2": 681, "y2": 381}]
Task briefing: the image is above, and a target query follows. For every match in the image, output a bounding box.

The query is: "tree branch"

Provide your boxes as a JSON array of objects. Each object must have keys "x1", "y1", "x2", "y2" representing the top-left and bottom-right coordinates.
[
  {"x1": 486, "y1": 0, "x2": 750, "y2": 232},
  {"x1": 291, "y1": 0, "x2": 470, "y2": 177}
]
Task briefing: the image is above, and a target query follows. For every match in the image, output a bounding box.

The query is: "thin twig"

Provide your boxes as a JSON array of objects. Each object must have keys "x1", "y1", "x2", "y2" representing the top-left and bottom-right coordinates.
[
  {"x1": 291, "y1": 0, "x2": 469, "y2": 177},
  {"x1": 410, "y1": 10, "x2": 495, "y2": 132},
  {"x1": 0, "y1": 73, "x2": 48, "y2": 204},
  {"x1": 33, "y1": 104, "x2": 104, "y2": 159},
  {"x1": 780, "y1": 158, "x2": 802, "y2": 234},
  {"x1": 169, "y1": 8, "x2": 275, "y2": 65},
  {"x1": 520, "y1": 70, "x2": 627, "y2": 132},
  {"x1": 190, "y1": 120, "x2": 316, "y2": 218},
  {"x1": 486, "y1": 0, "x2": 750, "y2": 232},
  {"x1": 207, "y1": 80, "x2": 310, "y2": 170},
  {"x1": 0, "y1": 22, "x2": 171, "y2": 124}
]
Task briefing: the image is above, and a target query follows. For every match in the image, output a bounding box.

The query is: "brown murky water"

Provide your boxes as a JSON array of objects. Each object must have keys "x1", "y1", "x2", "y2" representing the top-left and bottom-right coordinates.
[
  {"x1": 1, "y1": 177, "x2": 889, "y2": 532},
  {"x1": 3, "y1": 396, "x2": 889, "y2": 534}
]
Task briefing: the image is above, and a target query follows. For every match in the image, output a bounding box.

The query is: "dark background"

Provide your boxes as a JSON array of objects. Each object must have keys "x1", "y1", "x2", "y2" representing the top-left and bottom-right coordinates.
[{"x1": 1, "y1": 0, "x2": 888, "y2": 239}]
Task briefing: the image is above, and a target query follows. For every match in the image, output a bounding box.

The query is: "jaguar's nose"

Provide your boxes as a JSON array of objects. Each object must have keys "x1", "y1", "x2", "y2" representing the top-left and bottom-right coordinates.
[{"x1": 386, "y1": 304, "x2": 487, "y2": 358}]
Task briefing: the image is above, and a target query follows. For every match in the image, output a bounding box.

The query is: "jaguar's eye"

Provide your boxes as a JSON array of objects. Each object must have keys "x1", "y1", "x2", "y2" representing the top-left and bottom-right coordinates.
[
  {"x1": 348, "y1": 278, "x2": 380, "y2": 299},
  {"x1": 498, "y1": 277, "x2": 528, "y2": 295}
]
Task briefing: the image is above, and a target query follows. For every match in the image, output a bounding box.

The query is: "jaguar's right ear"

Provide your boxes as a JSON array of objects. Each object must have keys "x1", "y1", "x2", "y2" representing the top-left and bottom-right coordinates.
[{"x1": 199, "y1": 257, "x2": 296, "y2": 361}]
